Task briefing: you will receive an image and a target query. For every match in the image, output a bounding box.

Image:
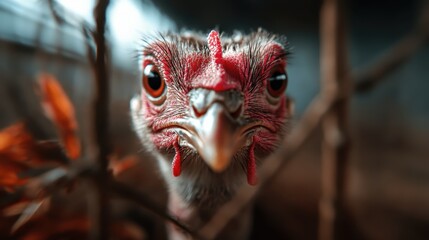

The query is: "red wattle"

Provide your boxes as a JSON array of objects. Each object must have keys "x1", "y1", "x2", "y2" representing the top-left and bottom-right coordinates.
[
  {"x1": 247, "y1": 139, "x2": 258, "y2": 185},
  {"x1": 172, "y1": 142, "x2": 181, "y2": 177}
]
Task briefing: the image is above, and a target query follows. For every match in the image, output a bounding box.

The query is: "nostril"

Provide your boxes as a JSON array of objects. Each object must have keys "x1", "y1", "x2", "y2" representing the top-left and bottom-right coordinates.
[
  {"x1": 230, "y1": 104, "x2": 242, "y2": 119},
  {"x1": 192, "y1": 105, "x2": 205, "y2": 118},
  {"x1": 192, "y1": 101, "x2": 242, "y2": 119}
]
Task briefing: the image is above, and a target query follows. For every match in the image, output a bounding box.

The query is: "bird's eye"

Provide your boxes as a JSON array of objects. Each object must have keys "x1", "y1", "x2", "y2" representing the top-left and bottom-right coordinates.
[
  {"x1": 142, "y1": 64, "x2": 166, "y2": 100},
  {"x1": 267, "y1": 71, "x2": 287, "y2": 98}
]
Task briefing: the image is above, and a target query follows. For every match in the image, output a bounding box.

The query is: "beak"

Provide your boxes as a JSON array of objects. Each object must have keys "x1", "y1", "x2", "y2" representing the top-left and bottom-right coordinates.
[
  {"x1": 195, "y1": 103, "x2": 246, "y2": 172},
  {"x1": 176, "y1": 102, "x2": 248, "y2": 173}
]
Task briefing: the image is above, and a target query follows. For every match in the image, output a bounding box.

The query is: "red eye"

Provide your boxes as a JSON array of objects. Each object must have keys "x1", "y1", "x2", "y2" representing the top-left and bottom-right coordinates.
[
  {"x1": 142, "y1": 64, "x2": 166, "y2": 99},
  {"x1": 267, "y1": 71, "x2": 287, "y2": 98}
]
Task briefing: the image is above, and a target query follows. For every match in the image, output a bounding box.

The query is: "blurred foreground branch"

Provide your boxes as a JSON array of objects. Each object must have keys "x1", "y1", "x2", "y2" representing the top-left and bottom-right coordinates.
[
  {"x1": 0, "y1": 164, "x2": 199, "y2": 238},
  {"x1": 89, "y1": 0, "x2": 111, "y2": 239},
  {"x1": 4, "y1": 0, "x2": 429, "y2": 239},
  {"x1": 318, "y1": 0, "x2": 351, "y2": 239},
  {"x1": 199, "y1": 93, "x2": 336, "y2": 239},
  {"x1": 109, "y1": 180, "x2": 202, "y2": 239},
  {"x1": 198, "y1": 1, "x2": 429, "y2": 239}
]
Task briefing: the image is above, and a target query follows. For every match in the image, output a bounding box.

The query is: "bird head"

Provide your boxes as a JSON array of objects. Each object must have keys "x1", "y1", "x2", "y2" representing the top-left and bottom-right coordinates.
[{"x1": 131, "y1": 29, "x2": 292, "y2": 186}]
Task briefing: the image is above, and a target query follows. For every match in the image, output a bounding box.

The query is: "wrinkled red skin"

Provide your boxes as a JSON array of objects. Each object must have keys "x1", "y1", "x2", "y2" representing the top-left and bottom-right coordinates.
[
  {"x1": 140, "y1": 30, "x2": 289, "y2": 184},
  {"x1": 134, "y1": 30, "x2": 291, "y2": 240}
]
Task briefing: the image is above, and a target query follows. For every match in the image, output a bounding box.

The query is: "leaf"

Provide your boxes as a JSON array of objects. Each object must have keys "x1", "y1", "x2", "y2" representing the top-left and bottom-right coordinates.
[
  {"x1": 11, "y1": 198, "x2": 50, "y2": 233},
  {"x1": 0, "y1": 123, "x2": 34, "y2": 189},
  {"x1": 0, "y1": 123, "x2": 70, "y2": 191},
  {"x1": 0, "y1": 124, "x2": 68, "y2": 165},
  {"x1": 109, "y1": 155, "x2": 139, "y2": 177},
  {"x1": 0, "y1": 172, "x2": 27, "y2": 190},
  {"x1": 0, "y1": 168, "x2": 71, "y2": 233},
  {"x1": 2, "y1": 199, "x2": 32, "y2": 216},
  {"x1": 0, "y1": 123, "x2": 33, "y2": 162},
  {"x1": 38, "y1": 73, "x2": 81, "y2": 160}
]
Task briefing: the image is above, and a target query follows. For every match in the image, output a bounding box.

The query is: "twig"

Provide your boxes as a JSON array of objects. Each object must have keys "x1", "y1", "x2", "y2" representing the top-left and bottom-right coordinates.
[
  {"x1": 0, "y1": 168, "x2": 71, "y2": 208},
  {"x1": 89, "y1": 0, "x2": 111, "y2": 239},
  {"x1": 109, "y1": 180, "x2": 205, "y2": 240},
  {"x1": 13, "y1": 1, "x2": 426, "y2": 239},
  {"x1": 0, "y1": 164, "x2": 199, "y2": 238},
  {"x1": 46, "y1": 0, "x2": 96, "y2": 65},
  {"x1": 198, "y1": 1, "x2": 429, "y2": 237},
  {"x1": 82, "y1": 25, "x2": 97, "y2": 67},
  {"x1": 47, "y1": 0, "x2": 66, "y2": 26},
  {"x1": 46, "y1": 0, "x2": 92, "y2": 30},
  {"x1": 198, "y1": 93, "x2": 336, "y2": 239},
  {"x1": 318, "y1": 0, "x2": 351, "y2": 239},
  {"x1": 354, "y1": 0, "x2": 429, "y2": 92}
]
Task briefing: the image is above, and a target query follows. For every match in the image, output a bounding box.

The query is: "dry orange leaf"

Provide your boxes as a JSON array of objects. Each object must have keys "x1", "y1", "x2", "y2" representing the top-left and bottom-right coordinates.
[
  {"x1": 38, "y1": 73, "x2": 80, "y2": 160},
  {"x1": 0, "y1": 123, "x2": 69, "y2": 191},
  {"x1": 0, "y1": 172, "x2": 27, "y2": 189},
  {"x1": 0, "y1": 123, "x2": 33, "y2": 162},
  {"x1": 109, "y1": 155, "x2": 139, "y2": 177},
  {"x1": 0, "y1": 123, "x2": 67, "y2": 166},
  {"x1": 0, "y1": 123, "x2": 33, "y2": 189}
]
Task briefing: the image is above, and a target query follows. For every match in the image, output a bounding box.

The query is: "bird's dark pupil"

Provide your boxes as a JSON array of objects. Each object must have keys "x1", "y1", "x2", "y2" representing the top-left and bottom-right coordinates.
[
  {"x1": 269, "y1": 72, "x2": 287, "y2": 91},
  {"x1": 147, "y1": 71, "x2": 161, "y2": 90}
]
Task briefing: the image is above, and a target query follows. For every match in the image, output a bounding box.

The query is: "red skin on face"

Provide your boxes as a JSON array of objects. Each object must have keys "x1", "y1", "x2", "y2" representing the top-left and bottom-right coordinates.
[{"x1": 140, "y1": 30, "x2": 289, "y2": 184}]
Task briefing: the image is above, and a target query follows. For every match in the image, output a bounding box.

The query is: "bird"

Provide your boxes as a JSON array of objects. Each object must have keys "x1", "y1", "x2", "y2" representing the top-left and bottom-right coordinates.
[{"x1": 131, "y1": 29, "x2": 292, "y2": 239}]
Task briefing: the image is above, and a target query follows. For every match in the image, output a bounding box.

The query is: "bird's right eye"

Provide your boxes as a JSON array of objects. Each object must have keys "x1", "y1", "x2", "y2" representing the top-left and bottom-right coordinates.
[{"x1": 142, "y1": 64, "x2": 166, "y2": 101}]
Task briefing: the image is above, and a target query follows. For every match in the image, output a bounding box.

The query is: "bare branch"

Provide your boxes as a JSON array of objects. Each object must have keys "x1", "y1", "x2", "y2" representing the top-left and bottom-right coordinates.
[
  {"x1": 46, "y1": 0, "x2": 91, "y2": 29},
  {"x1": 0, "y1": 165, "x2": 200, "y2": 239},
  {"x1": 199, "y1": 93, "x2": 336, "y2": 239},
  {"x1": 89, "y1": 0, "x2": 111, "y2": 239},
  {"x1": 82, "y1": 25, "x2": 97, "y2": 67},
  {"x1": 0, "y1": 167, "x2": 78, "y2": 209},
  {"x1": 46, "y1": 0, "x2": 96, "y2": 66},
  {"x1": 47, "y1": 0, "x2": 66, "y2": 26},
  {"x1": 109, "y1": 180, "x2": 205, "y2": 240},
  {"x1": 318, "y1": 0, "x2": 352, "y2": 239}
]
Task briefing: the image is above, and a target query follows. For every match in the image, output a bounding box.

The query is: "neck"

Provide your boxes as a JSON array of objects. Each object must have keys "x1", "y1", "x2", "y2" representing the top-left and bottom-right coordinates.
[
  {"x1": 156, "y1": 154, "x2": 252, "y2": 239},
  {"x1": 166, "y1": 187, "x2": 253, "y2": 240}
]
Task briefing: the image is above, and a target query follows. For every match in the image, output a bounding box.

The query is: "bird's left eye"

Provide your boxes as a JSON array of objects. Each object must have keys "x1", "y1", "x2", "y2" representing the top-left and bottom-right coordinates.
[
  {"x1": 142, "y1": 64, "x2": 166, "y2": 101},
  {"x1": 267, "y1": 71, "x2": 288, "y2": 98}
]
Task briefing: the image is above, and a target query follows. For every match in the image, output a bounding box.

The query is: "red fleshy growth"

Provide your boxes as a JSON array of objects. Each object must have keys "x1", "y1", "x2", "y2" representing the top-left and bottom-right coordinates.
[
  {"x1": 207, "y1": 30, "x2": 223, "y2": 64},
  {"x1": 172, "y1": 141, "x2": 181, "y2": 177},
  {"x1": 247, "y1": 139, "x2": 258, "y2": 185}
]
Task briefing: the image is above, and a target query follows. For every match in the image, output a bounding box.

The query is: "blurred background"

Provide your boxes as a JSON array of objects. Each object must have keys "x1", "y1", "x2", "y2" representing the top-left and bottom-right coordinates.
[{"x1": 0, "y1": 0, "x2": 428, "y2": 239}]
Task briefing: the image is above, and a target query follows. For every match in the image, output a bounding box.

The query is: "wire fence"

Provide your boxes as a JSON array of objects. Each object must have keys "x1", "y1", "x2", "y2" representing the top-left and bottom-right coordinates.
[{"x1": 1, "y1": 0, "x2": 429, "y2": 239}]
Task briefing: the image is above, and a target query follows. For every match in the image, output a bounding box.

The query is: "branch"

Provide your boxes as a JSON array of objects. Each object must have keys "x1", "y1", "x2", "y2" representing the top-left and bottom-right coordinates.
[
  {"x1": 89, "y1": 0, "x2": 111, "y2": 239},
  {"x1": 354, "y1": 0, "x2": 429, "y2": 92},
  {"x1": 47, "y1": 0, "x2": 67, "y2": 26},
  {"x1": 109, "y1": 180, "x2": 205, "y2": 240},
  {"x1": 0, "y1": 165, "x2": 198, "y2": 238},
  {"x1": 0, "y1": 168, "x2": 74, "y2": 208},
  {"x1": 318, "y1": 0, "x2": 351, "y2": 239},
  {"x1": 46, "y1": 0, "x2": 96, "y2": 65},
  {"x1": 198, "y1": 93, "x2": 336, "y2": 239},
  {"x1": 46, "y1": 0, "x2": 92, "y2": 30}
]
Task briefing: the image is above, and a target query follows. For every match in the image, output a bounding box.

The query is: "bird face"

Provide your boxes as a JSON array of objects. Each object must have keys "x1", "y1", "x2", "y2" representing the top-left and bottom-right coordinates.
[{"x1": 132, "y1": 30, "x2": 292, "y2": 186}]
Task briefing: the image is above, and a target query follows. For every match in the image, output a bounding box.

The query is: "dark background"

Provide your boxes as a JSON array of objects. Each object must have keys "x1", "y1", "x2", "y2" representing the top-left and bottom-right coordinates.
[{"x1": 0, "y1": 0, "x2": 428, "y2": 239}]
